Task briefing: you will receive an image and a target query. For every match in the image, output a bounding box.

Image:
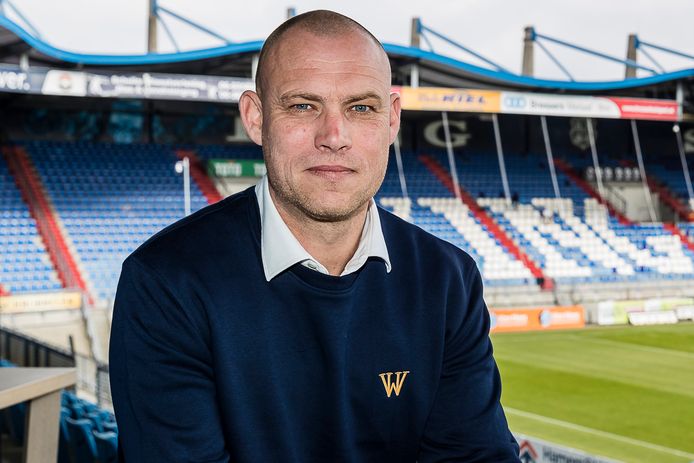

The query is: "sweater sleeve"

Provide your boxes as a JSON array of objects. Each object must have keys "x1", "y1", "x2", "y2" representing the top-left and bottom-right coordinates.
[
  {"x1": 418, "y1": 262, "x2": 520, "y2": 462},
  {"x1": 109, "y1": 255, "x2": 230, "y2": 463}
]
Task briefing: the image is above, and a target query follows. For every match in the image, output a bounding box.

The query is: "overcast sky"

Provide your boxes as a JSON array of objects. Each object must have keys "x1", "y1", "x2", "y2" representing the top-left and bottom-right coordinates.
[{"x1": 5, "y1": 0, "x2": 694, "y2": 82}]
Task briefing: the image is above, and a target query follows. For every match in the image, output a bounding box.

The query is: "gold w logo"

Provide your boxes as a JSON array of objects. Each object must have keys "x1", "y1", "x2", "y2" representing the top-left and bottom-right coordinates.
[{"x1": 379, "y1": 371, "x2": 410, "y2": 398}]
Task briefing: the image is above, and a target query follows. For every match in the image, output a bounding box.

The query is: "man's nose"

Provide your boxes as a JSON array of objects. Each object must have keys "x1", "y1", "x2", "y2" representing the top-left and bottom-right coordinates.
[{"x1": 314, "y1": 109, "x2": 351, "y2": 153}]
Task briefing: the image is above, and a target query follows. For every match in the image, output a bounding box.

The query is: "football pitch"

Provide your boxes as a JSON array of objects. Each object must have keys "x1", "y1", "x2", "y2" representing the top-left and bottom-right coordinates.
[{"x1": 491, "y1": 323, "x2": 694, "y2": 463}]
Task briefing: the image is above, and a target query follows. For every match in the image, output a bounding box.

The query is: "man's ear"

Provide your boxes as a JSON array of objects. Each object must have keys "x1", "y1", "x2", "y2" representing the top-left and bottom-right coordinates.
[
  {"x1": 388, "y1": 92, "x2": 402, "y2": 145},
  {"x1": 239, "y1": 90, "x2": 263, "y2": 146}
]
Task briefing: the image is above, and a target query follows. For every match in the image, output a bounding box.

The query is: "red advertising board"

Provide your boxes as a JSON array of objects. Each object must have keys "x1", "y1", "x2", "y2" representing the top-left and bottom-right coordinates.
[{"x1": 609, "y1": 97, "x2": 679, "y2": 121}]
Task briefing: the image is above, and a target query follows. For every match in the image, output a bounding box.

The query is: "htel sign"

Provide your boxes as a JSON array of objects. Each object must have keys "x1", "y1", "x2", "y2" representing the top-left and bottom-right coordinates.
[{"x1": 419, "y1": 93, "x2": 486, "y2": 104}]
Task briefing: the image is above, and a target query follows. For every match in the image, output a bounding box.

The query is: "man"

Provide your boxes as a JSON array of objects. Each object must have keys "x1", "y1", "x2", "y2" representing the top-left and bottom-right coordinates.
[{"x1": 110, "y1": 10, "x2": 519, "y2": 462}]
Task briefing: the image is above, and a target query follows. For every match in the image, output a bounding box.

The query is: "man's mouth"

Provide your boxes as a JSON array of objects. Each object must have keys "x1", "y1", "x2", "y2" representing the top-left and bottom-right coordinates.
[{"x1": 307, "y1": 165, "x2": 355, "y2": 179}]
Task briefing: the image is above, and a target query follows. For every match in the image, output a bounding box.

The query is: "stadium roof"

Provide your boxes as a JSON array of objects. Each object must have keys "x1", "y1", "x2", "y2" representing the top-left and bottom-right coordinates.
[{"x1": 1, "y1": 14, "x2": 693, "y2": 98}]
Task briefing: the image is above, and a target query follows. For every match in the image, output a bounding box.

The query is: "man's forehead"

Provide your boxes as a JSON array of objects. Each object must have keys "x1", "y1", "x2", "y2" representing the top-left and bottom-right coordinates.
[
  {"x1": 282, "y1": 59, "x2": 387, "y2": 78},
  {"x1": 269, "y1": 28, "x2": 389, "y2": 73},
  {"x1": 261, "y1": 32, "x2": 390, "y2": 97}
]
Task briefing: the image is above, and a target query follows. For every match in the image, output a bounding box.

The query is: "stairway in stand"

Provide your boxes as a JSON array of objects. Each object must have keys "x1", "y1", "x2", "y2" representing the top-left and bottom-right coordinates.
[
  {"x1": 419, "y1": 154, "x2": 553, "y2": 290},
  {"x1": 175, "y1": 150, "x2": 224, "y2": 204},
  {"x1": 553, "y1": 158, "x2": 631, "y2": 225},
  {"x1": 1, "y1": 145, "x2": 94, "y2": 305},
  {"x1": 557, "y1": 157, "x2": 694, "y2": 251}
]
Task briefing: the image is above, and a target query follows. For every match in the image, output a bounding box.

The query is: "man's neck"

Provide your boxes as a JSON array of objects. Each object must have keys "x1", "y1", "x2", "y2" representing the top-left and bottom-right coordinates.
[{"x1": 271, "y1": 192, "x2": 368, "y2": 276}]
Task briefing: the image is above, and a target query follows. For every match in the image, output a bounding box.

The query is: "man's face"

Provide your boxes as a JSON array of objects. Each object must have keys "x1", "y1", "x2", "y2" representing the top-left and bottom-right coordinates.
[{"x1": 242, "y1": 29, "x2": 401, "y2": 223}]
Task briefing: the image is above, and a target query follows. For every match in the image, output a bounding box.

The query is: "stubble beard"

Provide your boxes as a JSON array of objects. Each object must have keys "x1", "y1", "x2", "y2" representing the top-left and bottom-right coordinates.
[{"x1": 268, "y1": 172, "x2": 383, "y2": 224}]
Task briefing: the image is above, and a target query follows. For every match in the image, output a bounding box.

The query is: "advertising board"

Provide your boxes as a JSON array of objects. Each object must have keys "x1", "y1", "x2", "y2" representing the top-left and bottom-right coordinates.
[
  {"x1": 490, "y1": 306, "x2": 585, "y2": 333},
  {"x1": 0, "y1": 291, "x2": 82, "y2": 313}
]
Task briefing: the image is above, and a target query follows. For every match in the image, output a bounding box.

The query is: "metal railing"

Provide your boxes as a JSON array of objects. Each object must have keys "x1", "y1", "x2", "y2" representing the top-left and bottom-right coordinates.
[{"x1": 0, "y1": 326, "x2": 112, "y2": 410}]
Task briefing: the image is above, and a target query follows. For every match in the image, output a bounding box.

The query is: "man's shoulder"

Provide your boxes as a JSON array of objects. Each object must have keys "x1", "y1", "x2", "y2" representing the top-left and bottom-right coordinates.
[
  {"x1": 377, "y1": 205, "x2": 477, "y2": 273},
  {"x1": 127, "y1": 186, "x2": 258, "y2": 269}
]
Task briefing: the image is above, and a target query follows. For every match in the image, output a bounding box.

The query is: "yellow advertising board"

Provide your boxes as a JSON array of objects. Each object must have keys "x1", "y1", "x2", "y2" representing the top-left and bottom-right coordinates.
[
  {"x1": 0, "y1": 291, "x2": 83, "y2": 313},
  {"x1": 393, "y1": 86, "x2": 501, "y2": 113}
]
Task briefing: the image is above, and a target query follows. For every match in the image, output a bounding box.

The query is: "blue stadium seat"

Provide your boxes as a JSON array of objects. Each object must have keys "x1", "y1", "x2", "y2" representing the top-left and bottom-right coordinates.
[
  {"x1": 93, "y1": 430, "x2": 119, "y2": 463},
  {"x1": 58, "y1": 407, "x2": 71, "y2": 463},
  {"x1": 65, "y1": 417, "x2": 98, "y2": 462}
]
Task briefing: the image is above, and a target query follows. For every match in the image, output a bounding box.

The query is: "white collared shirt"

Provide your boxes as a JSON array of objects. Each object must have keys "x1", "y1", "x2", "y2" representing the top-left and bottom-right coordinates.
[{"x1": 255, "y1": 175, "x2": 392, "y2": 281}]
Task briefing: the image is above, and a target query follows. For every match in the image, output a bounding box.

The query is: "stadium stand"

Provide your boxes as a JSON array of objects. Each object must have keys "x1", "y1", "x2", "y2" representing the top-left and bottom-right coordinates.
[
  {"x1": 377, "y1": 150, "x2": 539, "y2": 287},
  {"x1": 2, "y1": 137, "x2": 693, "y2": 303},
  {"x1": 640, "y1": 156, "x2": 694, "y2": 221},
  {"x1": 0, "y1": 359, "x2": 117, "y2": 463},
  {"x1": 21, "y1": 140, "x2": 210, "y2": 305},
  {"x1": 416, "y1": 148, "x2": 694, "y2": 284},
  {"x1": 193, "y1": 143, "x2": 264, "y2": 160},
  {"x1": 0, "y1": 151, "x2": 62, "y2": 293}
]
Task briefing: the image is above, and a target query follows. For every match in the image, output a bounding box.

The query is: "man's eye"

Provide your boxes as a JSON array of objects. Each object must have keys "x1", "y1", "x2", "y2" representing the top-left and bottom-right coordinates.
[
  {"x1": 292, "y1": 104, "x2": 312, "y2": 111},
  {"x1": 351, "y1": 104, "x2": 371, "y2": 113}
]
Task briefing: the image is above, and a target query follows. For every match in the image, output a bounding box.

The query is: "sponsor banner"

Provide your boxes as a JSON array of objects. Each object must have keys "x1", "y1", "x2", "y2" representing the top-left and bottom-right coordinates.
[
  {"x1": 2, "y1": 68, "x2": 680, "y2": 119},
  {"x1": 0, "y1": 63, "x2": 254, "y2": 103},
  {"x1": 208, "y1": 159, "x2": 266, "y2": 178},
  {"x1": 41, "y1": 70, "x2": 88, "y2": 96},
  {"x1": 392, "y1": 85, "x2": 679, "y2": 121},
  {"x1": 0, "y1": 65, "x2": 38, "y2": 93},
  {"x1": 597, "y1": 300, "x2": 630, "y2": 325},
  {"x1": 597, "y1": 297, "x2": 694, "y2": 325},
  {"x1": 393, "y1": 86, "x2": 501, "y2": 113},
  {"x1": 643, "y1": 297, "x2": 694, "y2": 312},
  {"x1": 675, "y1": 306, "x2": 694, "y2": 321},
  {"x1": 515, "y1": 433, "x2": 618, "y2": 463},
  {"x1": 501, "y1": 92, "x2": 621, "y2": 119},
  {"x1": 0, "y1": 291, "x2": 82, "y2": 313},
  {"x1": 628, "y1": 310, "x2": 679, "y2": 326},
  {"x1": 610, "y1": 97, "x2": 679, "y2": 121},
  {"x1": 489, "y1": 306, "x2": 584, "y2": 333},
  {"x1": 500, "y1": 92, "x2": 679, "y2": 121}
]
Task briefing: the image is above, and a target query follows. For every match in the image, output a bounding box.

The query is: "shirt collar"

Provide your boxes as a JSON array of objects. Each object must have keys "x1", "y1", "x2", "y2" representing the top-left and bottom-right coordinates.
[{"x1": 255, "y1": 175, "x2": 391, "y2": 282}]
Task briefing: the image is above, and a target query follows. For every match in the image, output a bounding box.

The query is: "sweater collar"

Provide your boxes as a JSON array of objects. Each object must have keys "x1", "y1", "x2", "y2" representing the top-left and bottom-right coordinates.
[{"x1": 255, "y1": 175, "x2": 391, "y2": 282}]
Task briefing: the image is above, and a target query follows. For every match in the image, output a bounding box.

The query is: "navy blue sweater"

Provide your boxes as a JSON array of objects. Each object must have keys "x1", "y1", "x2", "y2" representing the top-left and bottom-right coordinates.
[{"x1": 109, "y1": 187, "x2": 519, "y2": 462}]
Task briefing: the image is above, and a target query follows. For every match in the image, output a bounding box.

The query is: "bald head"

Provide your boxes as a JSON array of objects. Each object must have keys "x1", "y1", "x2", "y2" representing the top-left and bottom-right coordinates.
[{"x1": 255, "y1": 10, "x2": 389, "y2": 97}]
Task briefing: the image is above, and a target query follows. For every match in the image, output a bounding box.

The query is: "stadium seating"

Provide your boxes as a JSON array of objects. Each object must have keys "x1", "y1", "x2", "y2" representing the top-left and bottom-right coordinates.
[
  {"x1": 4, "y1": 140, "x2": 692, "y2": 299},
  {"x1": 420, "y1": 149, "x2": 694, "y2": 284},
  {"x1": 644, "y1": 154, "x2": 694, "y2": 210},
  {"x1": 65, "y1": 417, "x2": 98, "y2": 462},
  {"x1": 60, "y1": 391, "x2": 118, "y2": 463},
  {"x1": 193, "y1": 143, "x2": 263, "y2": 160},
  {"x1": 23, "y1": 141, "x2": 210, "y2": 304},
  {"x1": 0, "y1": 360, "x2": 117, "y2": 463},
  {"x1": 0, "y1": 153, "x2": 62, "y2": 293},
  {"x1": 376, "y1": 150, "x2": 536, "y2": 286},
  {"x1": 93, "y1": 430, "x2": 118, "y2": 463}
]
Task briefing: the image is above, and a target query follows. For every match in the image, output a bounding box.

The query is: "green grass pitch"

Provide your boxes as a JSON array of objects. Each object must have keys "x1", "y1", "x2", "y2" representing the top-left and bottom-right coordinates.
[{"x1": 491, "y1": 322, "x2": 694, "y2": 463}]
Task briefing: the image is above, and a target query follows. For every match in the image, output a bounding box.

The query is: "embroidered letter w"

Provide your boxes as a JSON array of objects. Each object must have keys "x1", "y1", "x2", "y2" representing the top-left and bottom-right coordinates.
[{"x1": 379, "y1": 371, "x2": 410, "y2": 398}]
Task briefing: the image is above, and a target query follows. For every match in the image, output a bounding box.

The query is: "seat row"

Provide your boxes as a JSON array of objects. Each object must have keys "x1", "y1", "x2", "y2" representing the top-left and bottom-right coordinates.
[{"x1": 0, "y1": 360, "x2": 118, "y2": 463}]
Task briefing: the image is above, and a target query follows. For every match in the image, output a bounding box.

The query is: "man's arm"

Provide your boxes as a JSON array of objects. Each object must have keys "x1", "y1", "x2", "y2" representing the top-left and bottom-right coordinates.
[
  {"x1": 109, "y1": 256, "x2": 230, "y2": 462},
  {"x1": 418, "y1": 263, "x2": 520, "y2": 462}
]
